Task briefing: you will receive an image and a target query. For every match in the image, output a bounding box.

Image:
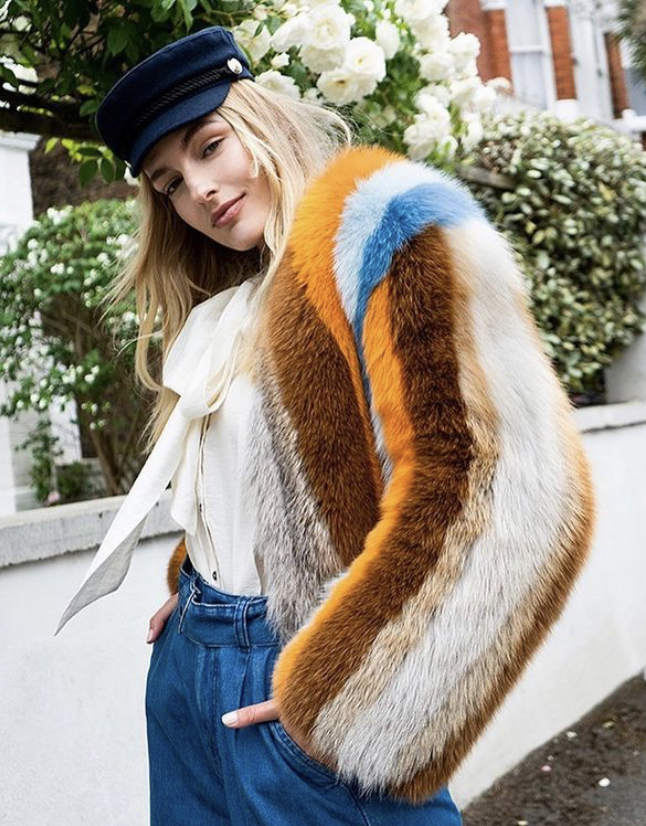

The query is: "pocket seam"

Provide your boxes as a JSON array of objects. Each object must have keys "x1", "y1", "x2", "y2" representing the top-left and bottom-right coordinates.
[{"x1": 268, "y1": 720, "x2": 340, "y2": 785}]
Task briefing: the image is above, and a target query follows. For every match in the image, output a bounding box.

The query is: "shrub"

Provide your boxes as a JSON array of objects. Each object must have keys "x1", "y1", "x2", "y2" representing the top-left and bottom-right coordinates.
[
  {"x1": 0, "y1": 198, "x2": 155, "y2": 495},
  {"x1": 468, "y1": 110, "x2": 646, "y2": 397}
]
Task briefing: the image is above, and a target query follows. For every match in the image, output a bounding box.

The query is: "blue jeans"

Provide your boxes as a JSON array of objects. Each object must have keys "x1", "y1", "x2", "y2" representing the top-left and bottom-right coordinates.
[{"x1": 145, "y1": 555, "x2": 463, "y2": 825}]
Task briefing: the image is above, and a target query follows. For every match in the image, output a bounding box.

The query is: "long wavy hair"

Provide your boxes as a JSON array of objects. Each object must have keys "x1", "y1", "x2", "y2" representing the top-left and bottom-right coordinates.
[{"x1": 103, "y1": 78, "x2": 355, "y2": 452}]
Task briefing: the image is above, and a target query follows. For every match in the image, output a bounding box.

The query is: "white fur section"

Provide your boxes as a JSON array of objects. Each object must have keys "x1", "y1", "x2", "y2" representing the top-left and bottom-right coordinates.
[
  {"x1": 312, "y1": 219, "x2": 574, "y2": 789},
  {"x1": 247, "y1": 363, "x2": 343, "y2": 643},
  {"x1": 332, "y1": 159, "x2": 449, "y2": 324}
]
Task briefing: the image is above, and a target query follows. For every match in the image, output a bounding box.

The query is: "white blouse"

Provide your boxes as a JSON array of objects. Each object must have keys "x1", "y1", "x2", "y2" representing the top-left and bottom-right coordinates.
[
  {"x1": 187, "y1": 368, "x2": 266, "y2": 595},
  {"x1": 55, "y1": 272, "x2": 267, "y2": 634}
]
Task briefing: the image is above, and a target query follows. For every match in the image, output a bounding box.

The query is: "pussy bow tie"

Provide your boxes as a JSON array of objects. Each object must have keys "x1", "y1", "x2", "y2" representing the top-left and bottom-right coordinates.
[{"x1": 55, "y1": 274, "x2": 264, "y2": 635}]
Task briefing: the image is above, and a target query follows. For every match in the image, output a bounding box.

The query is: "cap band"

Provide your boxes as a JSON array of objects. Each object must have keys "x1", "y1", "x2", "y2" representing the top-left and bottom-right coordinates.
[{"x1": 130, "y1": 63, "x2": 241, "y2": 139}]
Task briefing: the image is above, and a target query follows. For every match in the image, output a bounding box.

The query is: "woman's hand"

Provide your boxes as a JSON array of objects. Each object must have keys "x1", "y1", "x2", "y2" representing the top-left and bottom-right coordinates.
[
  {"x1": 146, "y1": 592, "x2": 179, "y2": 643},
  {"x1": 221, "y1": 699, "x2": 315, "y2": 759}
]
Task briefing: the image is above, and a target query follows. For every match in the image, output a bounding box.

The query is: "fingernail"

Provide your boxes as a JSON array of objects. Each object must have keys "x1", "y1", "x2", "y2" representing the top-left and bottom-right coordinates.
[
  {"x1": 222, "y1": 711, "x2": 238, "y2": 726},
  {"x1": 146, "y1": 628, "x2": 154, "y2": 643}
]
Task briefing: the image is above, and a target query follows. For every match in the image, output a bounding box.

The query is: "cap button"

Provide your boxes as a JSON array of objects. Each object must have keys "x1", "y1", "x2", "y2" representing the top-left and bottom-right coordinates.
[{"x1": 227, "y1": 57, "x2": 243, "y2": 75}]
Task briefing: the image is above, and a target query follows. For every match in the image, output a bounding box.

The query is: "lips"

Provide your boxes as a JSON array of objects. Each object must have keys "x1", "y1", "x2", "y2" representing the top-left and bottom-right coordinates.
[{"x1": 211, "y1": 195, "x2": 245, "y2": 227}]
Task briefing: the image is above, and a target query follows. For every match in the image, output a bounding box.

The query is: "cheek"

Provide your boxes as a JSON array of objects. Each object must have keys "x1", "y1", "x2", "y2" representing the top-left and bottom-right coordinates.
[{"x1": 173, "y1": 198, "x2": 200, "y2": 229}]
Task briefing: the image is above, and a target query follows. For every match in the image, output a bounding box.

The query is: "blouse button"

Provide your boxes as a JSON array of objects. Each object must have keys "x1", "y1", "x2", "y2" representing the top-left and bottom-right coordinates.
[{"x1": 212, "y1": 571, "x2": 218, "y2": 581}]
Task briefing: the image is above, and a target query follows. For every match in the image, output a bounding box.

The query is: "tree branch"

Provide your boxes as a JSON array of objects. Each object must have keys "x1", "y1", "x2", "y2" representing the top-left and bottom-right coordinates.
[
  {"x1": 0, "y1": 107, "x2": 93, "y2": 139},
  {"x1": 0, "y1": 85, "x2": 80, "y2": 117}
]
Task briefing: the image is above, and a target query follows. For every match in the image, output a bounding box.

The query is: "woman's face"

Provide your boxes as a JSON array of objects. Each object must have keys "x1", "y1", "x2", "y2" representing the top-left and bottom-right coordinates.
[{"x1": 142, "y1": 111, "x2": 272, "y2": 252}]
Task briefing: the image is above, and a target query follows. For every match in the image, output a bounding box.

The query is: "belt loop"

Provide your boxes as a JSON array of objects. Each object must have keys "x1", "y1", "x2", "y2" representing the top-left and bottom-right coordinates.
[{"x1": 234, "y1": 600, "x2": 251, "y2": 650}]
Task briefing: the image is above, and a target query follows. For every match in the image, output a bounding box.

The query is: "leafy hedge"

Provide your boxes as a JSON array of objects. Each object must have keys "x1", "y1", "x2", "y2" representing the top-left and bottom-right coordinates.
[
  {"x1": 468, "y1": 110, "x2": 646, "y2": 398},
  {"x1": 0, "y1": 198, "x2": 153, "y2": 499}
]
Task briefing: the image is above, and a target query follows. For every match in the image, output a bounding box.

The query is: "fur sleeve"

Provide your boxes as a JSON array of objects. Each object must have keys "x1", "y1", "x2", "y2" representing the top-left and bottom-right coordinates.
[
  {"x1": 270, "y1": 157, "x2": 597, "y2": 803},
  {"x1": 166, "y1": 536, "x2": 187, "y2": 595}
]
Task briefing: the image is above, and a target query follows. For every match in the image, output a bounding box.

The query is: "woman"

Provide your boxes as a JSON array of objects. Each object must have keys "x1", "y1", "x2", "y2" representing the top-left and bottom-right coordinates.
[{"x1": 56, "y1": 25, "x2": 596, "y2": 826}]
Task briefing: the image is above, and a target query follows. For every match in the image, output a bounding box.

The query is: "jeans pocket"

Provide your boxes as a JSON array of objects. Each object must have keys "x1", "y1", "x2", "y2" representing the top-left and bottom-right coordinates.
[{"x1": 267, "y1": 719, "x2": 343, "y2": 786}]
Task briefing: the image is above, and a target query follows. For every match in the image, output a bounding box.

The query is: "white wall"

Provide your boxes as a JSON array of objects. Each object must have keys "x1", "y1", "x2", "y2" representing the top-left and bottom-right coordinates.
[
  {"x1": 1, "y1": 408, "x2": 646, "y2": 821},
  {"x1": 0, "y1": 532, "x2": 178, "y2": 826}
]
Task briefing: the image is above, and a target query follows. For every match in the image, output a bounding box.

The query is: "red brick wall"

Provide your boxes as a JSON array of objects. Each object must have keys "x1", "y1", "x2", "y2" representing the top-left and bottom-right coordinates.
[
  {"x1": 605, "y1": 32, "x2": 629, "y2": 117},
  {"x1": 546, "y1": 5, "x2": 577, "y2": 100},
  {"x1": 485, "y1": 8, "x2": 513, "y2": 84}
]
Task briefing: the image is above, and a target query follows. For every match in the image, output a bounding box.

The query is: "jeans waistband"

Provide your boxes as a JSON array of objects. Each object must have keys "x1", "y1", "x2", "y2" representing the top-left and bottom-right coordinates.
[{"x1": 177, "y1": 554, "x2": 279, "y2": 648}]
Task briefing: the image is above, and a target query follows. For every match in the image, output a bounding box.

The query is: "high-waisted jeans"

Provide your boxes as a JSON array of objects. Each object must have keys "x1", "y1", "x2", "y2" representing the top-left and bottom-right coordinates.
[{"x1": 145, "y1": 554, "x2": 463, "y2": 825}]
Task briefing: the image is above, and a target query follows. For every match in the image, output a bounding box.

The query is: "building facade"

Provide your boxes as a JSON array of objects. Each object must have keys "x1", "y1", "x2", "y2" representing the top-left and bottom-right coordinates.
[{"x1": 447, "y1": 0, "x2": 645, "y2": 141}]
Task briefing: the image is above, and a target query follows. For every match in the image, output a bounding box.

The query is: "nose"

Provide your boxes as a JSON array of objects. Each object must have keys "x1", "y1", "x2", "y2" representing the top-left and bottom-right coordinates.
[{"x1": 186, "y1": 171, "x2": 219, "y2": 205}]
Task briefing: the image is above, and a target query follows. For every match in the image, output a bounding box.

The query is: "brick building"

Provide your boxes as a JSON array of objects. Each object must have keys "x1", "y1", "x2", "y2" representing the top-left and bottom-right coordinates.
[{"x1": 446, "y1": 0, "x2": 646, "y2": 140}]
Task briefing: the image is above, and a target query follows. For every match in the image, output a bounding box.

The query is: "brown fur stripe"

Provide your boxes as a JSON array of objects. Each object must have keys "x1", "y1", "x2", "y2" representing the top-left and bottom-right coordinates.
[{"x1": 265, "y1": 250, "x2": 382, "y2": 566}]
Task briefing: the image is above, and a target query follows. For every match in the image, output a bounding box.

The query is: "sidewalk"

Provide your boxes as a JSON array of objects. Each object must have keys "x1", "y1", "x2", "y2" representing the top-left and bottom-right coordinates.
[{"x1": 462, "y1": 670, "x2": 646, "y2": 826}]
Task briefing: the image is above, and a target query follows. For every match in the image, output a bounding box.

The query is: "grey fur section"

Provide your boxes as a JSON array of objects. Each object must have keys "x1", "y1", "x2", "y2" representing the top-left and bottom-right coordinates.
[{"x1": 246, "y1": 354, "x2": 345, "y2": 644}]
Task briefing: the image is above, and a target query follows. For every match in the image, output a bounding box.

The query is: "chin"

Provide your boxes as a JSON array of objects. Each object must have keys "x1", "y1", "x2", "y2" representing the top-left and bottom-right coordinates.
[{"x1": 212, "y1": 229, "x2": 264, "y2": 253}]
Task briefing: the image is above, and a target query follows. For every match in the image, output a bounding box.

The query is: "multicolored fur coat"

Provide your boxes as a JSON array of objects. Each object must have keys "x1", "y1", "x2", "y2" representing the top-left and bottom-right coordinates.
[{"x1": 166, "y1": 144, "x2": 597, "y2": 803}]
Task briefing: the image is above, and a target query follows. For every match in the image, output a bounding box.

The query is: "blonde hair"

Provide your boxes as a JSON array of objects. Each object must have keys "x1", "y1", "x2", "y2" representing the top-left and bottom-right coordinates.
[{"x1": 103, "y1": 78, "x2": 355, "y2": 452}]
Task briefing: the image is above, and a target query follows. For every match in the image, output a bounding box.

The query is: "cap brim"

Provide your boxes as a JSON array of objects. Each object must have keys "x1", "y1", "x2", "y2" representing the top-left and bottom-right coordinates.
[{"x1": 130, "y1": 82, "x2": 232, "y2": 177}]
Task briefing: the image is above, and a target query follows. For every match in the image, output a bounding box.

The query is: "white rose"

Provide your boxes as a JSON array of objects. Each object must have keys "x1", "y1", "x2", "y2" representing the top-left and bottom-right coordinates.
[
  {"x1": 411, "y1": 13, "x2": 450, "y2": 51},
  {"x1": 419, "y1": 50, "x2": 455, "y2": 82},
  {"x1": 375, "y1": 20, "x2": 401, "y2": 59},
  {"x1": 317, "y1": 67, "x2": 364, "y2": 105},
  {"x1": 461, "y1": 114, "x2": 484, "y2": 151},
  {"x1": 303, "y1": 87, "x2": 322, "y2": 102},
  {"x1": 343, "y1": 37, "x2": 386, "y2": 82},
  {"x1": 449, "y1": 32, "x2": 480, "y2": 74},
  {"x1": 233, "y1": 20, "x2": 272, "y2": 62},
  {"x1": 450, "y1": 76, "x2": 481, "y2": 106},
  {"x1": 439, "y1": 134, "x2": 458, "y2": 159},
  {"x1": 457, "y1": 57, "x2": 478, "y2": 79},
  {"x1": 271, "y1": 15, "x2": 308, "y2": 52},
  {"x1": 416, "y1": 83, "x2": 451, "y2": 107},
  {"x1": 307, "y1": 4, "x2": 353, "y2": 52},
  {"x1": 403, "y1": 99, "x2": 451, "y2": 159},
  {"x1": 256, "y1": 70, "x2": 302, "y2": 100},
  {"x1": 487, "y1": 76, "x2": 512, "y2": 93},
  {"x1": 472, "y1": 84, "x2": 497, "y2": 111},
  {"x1": 300, "y1": 43, "x2": 346, "y2": 72},
  {"x1": 394, "y1": 0, "x2": 448, "y2": 25},
  {"x1": 271, "y1": 52, "x2": 291, "y2": 69}
]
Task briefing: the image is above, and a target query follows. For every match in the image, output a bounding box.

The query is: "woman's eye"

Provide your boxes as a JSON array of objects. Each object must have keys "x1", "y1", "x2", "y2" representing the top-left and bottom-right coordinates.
[
  {"x1": 165, "y1": 178, "x2": 181, "y2": 197},
  {"x1": 203, "y1": 140, "x2": 222, "y2": 155}
]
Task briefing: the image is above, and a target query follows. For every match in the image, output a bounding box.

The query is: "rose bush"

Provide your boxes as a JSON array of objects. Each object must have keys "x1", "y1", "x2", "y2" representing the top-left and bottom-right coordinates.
[{"x1": 227, "y1": 0, "x2": 496, "y2": 166}]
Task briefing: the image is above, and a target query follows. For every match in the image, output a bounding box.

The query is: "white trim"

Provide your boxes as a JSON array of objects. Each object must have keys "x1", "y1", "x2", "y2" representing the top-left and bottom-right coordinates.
[
  {"x1": 573, "y1": 401, "x2": 646, "y2": 433},
  {"x1": 0, "y1": 488, "x2": 181, "y2": 569},
  {"x1": 0, "y1": 132, "x2": 40, "y2": 152}
]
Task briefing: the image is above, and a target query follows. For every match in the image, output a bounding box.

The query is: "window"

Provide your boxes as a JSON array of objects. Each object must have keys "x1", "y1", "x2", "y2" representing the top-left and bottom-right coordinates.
[{"x1": 505, "y1": 0, "x2": 555, "y2": 109}]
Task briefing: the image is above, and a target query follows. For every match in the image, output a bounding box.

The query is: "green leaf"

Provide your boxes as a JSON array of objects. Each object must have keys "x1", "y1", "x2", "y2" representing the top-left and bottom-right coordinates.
[
  {"x1": 79, "y1": 99, "x2": 101, "y2": 116},
  {"x1": 107, "y1": 25, "x2": 129, "y2": 56},
  {"x1": 79, "y1": 159, "x2": 98, "y2": 187},
  {"x1": 100, "y1": 158, "x2": 115, "y2": 183}
]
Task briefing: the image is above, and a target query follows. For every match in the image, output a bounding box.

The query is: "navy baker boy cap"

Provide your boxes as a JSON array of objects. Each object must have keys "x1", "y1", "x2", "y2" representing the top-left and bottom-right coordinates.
[{"x1": 95, "y1": 26, "x2": 254, "y2": 177}]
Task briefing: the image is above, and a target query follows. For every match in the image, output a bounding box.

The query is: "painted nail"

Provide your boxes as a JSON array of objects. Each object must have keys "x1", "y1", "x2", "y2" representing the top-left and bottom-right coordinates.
[
  {"x1": 146, "y1": 628, "x2": 154, "y2": 643},
  {"x1": 222, "y1": 711, "x2": 239, "y2": 726}
]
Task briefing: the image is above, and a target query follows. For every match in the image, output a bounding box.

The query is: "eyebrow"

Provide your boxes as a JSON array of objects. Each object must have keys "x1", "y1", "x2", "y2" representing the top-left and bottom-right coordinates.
[{"x1": 147, "y1": 115, "x2": 220, "y2": 185}]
